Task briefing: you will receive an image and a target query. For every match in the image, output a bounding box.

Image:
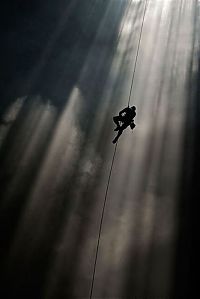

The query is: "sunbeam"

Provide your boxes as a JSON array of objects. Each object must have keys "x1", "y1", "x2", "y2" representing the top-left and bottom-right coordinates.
[{"x1": 0, "y1": 0, "x2": 199, "y2": 298}]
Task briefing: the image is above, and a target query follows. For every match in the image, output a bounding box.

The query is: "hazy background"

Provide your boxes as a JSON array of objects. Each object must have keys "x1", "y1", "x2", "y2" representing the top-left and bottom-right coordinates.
[{"x1": 0, "y1": 0, "x2": 199, "y2": 298}]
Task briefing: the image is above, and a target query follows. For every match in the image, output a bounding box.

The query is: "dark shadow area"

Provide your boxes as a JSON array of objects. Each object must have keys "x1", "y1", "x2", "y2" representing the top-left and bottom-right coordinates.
[
  {"x1": 0, "y1": 1, "x2": 132, "y2": 298},
  {"x1": 0, "y1": 0, "x2": 113, "y2": 115},
  {"x1": 172, "y1": 5, "x2": 200, "y2": 297}
]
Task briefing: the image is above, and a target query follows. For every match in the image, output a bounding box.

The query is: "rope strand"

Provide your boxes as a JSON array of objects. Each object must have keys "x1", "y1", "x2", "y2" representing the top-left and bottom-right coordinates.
[
  {"x1": 89, "y1": 1, "x2": 149, "y2": 297},
  {"x1": 128, "y1": 0, "x2": 149, "y2": 107},
  {"x1": 89, "y1": 142, "x2": 118, "y2": 299}
]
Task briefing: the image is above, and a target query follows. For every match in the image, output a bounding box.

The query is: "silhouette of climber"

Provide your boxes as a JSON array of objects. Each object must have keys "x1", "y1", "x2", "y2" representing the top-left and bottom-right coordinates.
[{"x1": 112, "y1": 106, "x2": 136, "y2": 144}]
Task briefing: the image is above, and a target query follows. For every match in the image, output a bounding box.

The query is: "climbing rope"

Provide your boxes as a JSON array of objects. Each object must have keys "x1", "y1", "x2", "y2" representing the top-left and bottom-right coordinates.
[
  {"x1": 128, "y1": 0, "x2": 149, "y2": 107},
  {"x1": 89, "y1": 142, "x2": 118, "y2": 299},
  {"x1": 89, "y1": 1, "x2": 149, "y2": 298}
]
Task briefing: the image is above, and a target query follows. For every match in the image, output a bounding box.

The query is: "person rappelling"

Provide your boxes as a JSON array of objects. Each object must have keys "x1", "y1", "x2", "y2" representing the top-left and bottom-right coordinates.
[{"x1": 112, "y1": 105, "x2": 136, "y2": 144}]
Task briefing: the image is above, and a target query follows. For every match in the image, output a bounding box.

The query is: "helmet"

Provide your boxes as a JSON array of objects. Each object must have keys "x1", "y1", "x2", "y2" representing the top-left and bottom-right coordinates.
[{"x1": 131, "y1": 106, "x2": 136, "y2": 110}]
